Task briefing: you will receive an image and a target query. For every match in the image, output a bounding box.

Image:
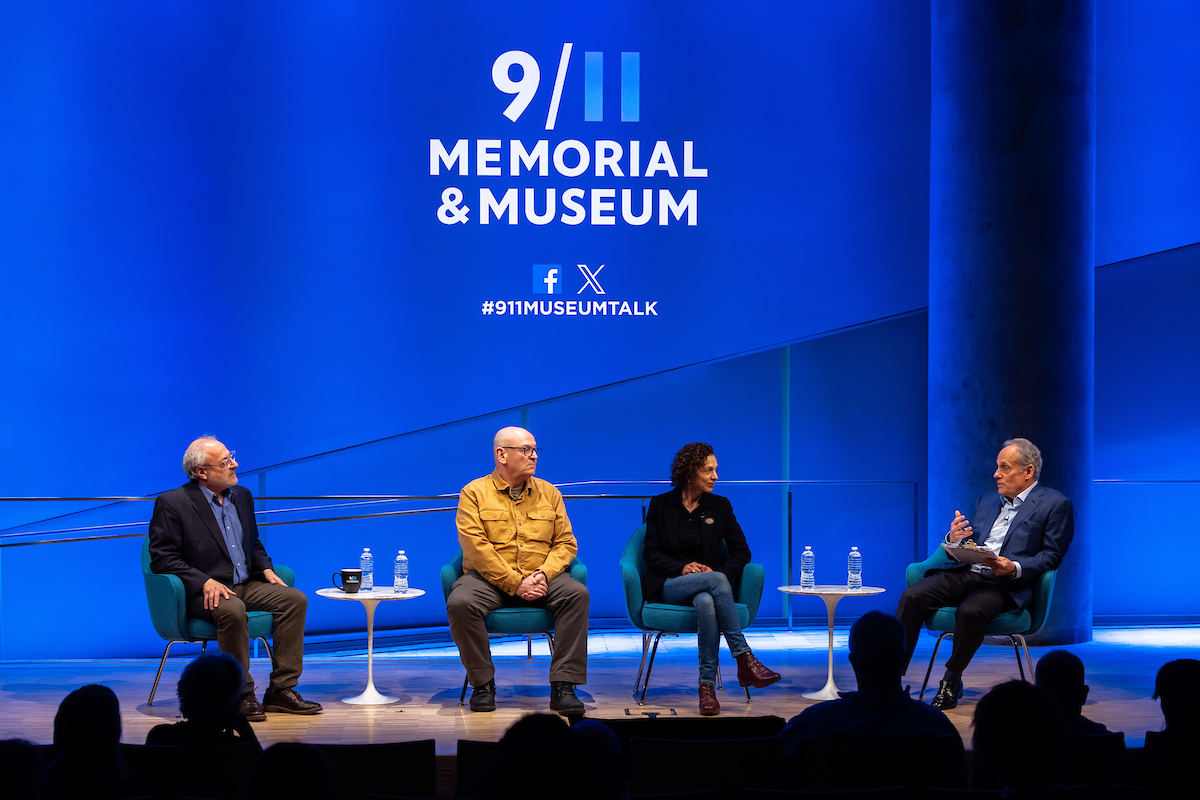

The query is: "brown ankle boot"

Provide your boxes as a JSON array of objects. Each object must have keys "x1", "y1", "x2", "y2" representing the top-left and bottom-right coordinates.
[
  {"x1": 699, "y1": 684, "x2": 720, "y2": 716},
  {"x1": 736, "y1": 651, "x2": 782, "y2": 689}
]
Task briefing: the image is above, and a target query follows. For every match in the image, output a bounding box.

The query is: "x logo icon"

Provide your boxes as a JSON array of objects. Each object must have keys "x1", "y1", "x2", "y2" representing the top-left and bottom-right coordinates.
[{"x1": 576, "y1": 264, "x2": 606, "y2": 295}]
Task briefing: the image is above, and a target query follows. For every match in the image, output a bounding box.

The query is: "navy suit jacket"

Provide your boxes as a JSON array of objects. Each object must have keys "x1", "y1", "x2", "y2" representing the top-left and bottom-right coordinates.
[
  {"x1": 955, "y1": 484, "x2": 1074, "y2": 609},
  {"x1": 148, "y1": 481, "x2": 274, "y2": 620},
  {"x1": 642, "y1": 487, "x2": 751, "y2": 602}
]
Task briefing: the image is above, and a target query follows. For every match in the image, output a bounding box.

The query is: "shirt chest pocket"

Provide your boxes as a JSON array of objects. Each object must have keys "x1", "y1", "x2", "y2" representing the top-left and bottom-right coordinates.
[
  {"x1": 522, "y1": 509, "x2": 555, "y2": 541},
  {"x1": 479, "y1": 509, "x2": 513, "y2": 542}
]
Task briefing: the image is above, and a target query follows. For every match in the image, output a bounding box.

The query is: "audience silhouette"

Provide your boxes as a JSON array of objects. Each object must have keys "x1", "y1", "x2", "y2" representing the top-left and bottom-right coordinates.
[
  {"x1": 973, "y1": 680, "x2": 1068, "y2": 795},
  {"x1": 1035, "y1": 648, "x2": 1111, "y2": 736},
  {"x1": 0, "y1": 738, "x2": 43, "y2": 800},
  {"x1": 43, "y1": 684, "x2": 144, "y2": 800},
  {"x1": 477, "y1": 713, "x2": 613, "y2": 800},
  {"x1": 780, "y1": 611, "x2": 966, "y2": 791},
  {"x1": 1113, "y1": 657, "x2": 1200, "y2": 790},
  {"x1": 146, "y1": 652, "x2": 259, "y2": 746},
  {"x1": 781, "y1": 611, "x2": 964, "y2": 746},
  {"x1": 14, "y1": 643, "x2": 1200, "y2": 797}
]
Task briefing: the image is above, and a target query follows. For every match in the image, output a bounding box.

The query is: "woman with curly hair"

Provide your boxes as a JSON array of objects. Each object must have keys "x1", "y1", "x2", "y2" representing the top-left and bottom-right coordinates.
[{"x1": 642, "y1": 442, "x2": 781, "y2": 715}]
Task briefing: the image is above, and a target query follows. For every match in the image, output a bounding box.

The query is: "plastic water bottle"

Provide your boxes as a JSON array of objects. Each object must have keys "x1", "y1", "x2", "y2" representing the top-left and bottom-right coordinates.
[
  {"x1": 800, "y1": 546, "x2": 815, "y2": 590},
  {"x1": 848, "y1": 546, "x2": 862, "y2": 590},
  {"x1": 393, "y1": 550, "x2": 409, "y2": 594},
  {"x1": 360, "y1": 547, "x2": 374, "y2": 591}
]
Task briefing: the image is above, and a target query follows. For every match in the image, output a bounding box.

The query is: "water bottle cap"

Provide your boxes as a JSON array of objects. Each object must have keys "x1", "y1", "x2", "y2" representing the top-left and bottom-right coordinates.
[
  {"x1": 851, "y1": 546, "x2": 858, "y2": 551},
  {"x1": 364, "y1": 547, "x2": 371, "y2": 551},
  {"x1": 398, "y1": 550, "x2": 405, "y2": 554}
]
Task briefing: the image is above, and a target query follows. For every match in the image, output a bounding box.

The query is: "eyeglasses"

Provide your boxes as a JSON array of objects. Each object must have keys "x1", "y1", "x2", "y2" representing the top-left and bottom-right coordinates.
[
  {"x1": 201, "y1": 451, "x2": 237, "y2": 469},
  {"x1": 500, "y1": 446, "x2": 543, "y2": 457}
]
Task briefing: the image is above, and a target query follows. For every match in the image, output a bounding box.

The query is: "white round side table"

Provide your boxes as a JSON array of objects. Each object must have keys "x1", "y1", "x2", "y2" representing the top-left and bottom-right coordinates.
[
  {"x1": 778, "y1": 585, "x2": 885, "y2": 701},
  {"x1": 316, "y1": 587, "x2": 426, "y2": 705}
]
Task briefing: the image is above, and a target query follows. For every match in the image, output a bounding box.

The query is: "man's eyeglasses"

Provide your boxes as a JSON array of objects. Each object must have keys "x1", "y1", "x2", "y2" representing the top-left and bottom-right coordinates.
[
  {"x1": 201, "y1": 451, "x2": 237, "y2": 469},
  {"x1": 500, "y1": 446, "x2": 543, "y2": 457}
]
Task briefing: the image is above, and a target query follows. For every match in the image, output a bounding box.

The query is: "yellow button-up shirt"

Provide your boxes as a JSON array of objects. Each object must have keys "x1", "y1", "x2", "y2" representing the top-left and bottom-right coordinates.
[{"x1": 457, "y1": 469, "x2": 577, "y2": 595}]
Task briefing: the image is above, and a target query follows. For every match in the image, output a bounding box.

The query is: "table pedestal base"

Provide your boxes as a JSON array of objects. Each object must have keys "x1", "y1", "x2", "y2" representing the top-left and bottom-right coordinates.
[
  {"x1": 802, "y1": 677, "x2": 842, "y2": 701},
  {"x1": 803, "y1": 592, "x2": 844, "y2": 700},
  {"x1": 339, "y1": 595, "x2": 396, "y2": 706},
  {"x1": 341, "y1": 685, "x2": 398, "y2": 705}
]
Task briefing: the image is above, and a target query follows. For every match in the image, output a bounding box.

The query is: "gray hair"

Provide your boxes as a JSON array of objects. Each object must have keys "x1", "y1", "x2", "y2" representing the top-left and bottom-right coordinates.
[
  {"x1": 1003, "y1": 437, "x2": 1042, "y2": 480},
  {"x1": 182, "y1": 436, "x2": 218, "y2": 479}
]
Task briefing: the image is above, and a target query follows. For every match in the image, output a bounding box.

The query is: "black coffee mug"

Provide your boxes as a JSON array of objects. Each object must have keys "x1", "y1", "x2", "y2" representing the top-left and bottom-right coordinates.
[{"x1": 333, "y1": 568, "x2": 363, "y2": 593}]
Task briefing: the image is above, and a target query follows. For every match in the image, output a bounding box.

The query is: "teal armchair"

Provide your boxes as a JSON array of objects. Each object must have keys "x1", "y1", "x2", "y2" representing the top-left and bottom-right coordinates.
[
  {"x1": 619, "y1": 523, "x2": 766, "y2": 704},
  {"x1": 905, "y1": 547, "x2": 1057, "y2": 699},
  {"x1": 440, "y1": 548, "x2": 587, "y2": 704},
  {"x1": 141, "y1": 536, "x2": 294, "y2": 705}
]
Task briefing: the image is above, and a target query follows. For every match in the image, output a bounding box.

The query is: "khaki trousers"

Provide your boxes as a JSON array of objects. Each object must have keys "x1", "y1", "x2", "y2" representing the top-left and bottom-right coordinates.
[
  {"x1": 208, "y1": 579, "x2": 308, "y2": 694},
  {"x1": 447, "y1": 571, "x2": 589, "y2": 686}
]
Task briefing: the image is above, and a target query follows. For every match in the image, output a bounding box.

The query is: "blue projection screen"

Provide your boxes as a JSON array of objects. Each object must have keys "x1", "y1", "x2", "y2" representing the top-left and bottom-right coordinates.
[{"x1": 0, "y1": 1, "x2": 929, "y2": 495}]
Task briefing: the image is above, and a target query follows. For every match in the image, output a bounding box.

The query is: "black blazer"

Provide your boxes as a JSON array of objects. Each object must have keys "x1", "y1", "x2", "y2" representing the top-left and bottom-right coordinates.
[
  {"x1": 641, "y1": 487, "x2": 751, "y2": 601},
  {"x1": 148, "y1": 481, "x2": 274, "y2": 620}
]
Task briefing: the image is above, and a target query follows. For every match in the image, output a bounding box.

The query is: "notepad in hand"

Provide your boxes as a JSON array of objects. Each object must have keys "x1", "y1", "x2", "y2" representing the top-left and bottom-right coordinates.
[{"x1": 941, "y1": 541, "x2": 997, "y2": 565}]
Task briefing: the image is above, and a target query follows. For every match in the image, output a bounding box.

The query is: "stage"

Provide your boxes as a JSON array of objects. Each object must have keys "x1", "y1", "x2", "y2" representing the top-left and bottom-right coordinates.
[{"x1": 2, "y1": 625, "x2": 1195, "y2": 753}]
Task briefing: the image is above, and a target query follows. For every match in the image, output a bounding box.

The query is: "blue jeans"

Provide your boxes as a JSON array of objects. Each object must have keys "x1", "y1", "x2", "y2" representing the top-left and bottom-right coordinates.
[{"x1": 661, "y1": 571, "x2": 750, "y2": 686}]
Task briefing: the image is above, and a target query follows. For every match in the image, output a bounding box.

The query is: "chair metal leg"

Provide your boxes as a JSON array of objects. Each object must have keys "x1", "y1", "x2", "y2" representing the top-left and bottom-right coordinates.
[
  {"x1": 460, "y1": 675, "x2": 469, "y2": 705},
  {"x1": 148, "y1": 640, "x2": 185, "y2": 706},
  {"x1": 256, "y1": 636, "x2": 274, "y2": 665},
  {"x1": 633, "y1": 632, "x2": 654, "y2": 693},
  {"x1": 639, "y1": 631, "x2": 667, "y2": 705},
  {"x1": 919, "y1": 632, "x2": 951, "y2": 699},
  {"x1": 1011, "y1": 634, "x2": 1033, "y2": 680},
  {"x1": 545, "y1": 631, "x2": 555, "y2": 655},
  {"x1": 717, "y1": 662, "x2": 723, "y2": 690}
]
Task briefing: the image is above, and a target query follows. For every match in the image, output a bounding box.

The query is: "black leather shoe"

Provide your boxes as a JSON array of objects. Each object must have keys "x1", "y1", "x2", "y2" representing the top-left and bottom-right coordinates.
[
  {"x1": 240, "y1": 692, "x2": 266, "y2": 722},
  {"x1": 549, "y1": 681, "x2": 585, "y2": 715},
  {"x1": 263, "y1": 687, "x2": 322, "y2": 715},
  {"x1": 930, "y1": 678, "x2": 964, "y2": 710},
  {"x1": 469, "y1": 679, "x2": 496, "y2": 712}
]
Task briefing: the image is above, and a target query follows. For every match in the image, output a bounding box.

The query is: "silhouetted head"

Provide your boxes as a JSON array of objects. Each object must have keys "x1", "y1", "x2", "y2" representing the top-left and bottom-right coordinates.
[
  {"x1": 973, "y1": 680, "x2": 1066, "y2": 791},
  {"x1": 53, "y1": 684, "x2": 122, "y2": 758},
  {"x1": 481, "y1": 714, "x2": 610, "y2": 800},
  {"x1": 178, "y1": 653, "x2": 244, "y2": 724},
  {"x1": 497, "y1": 712, "x2": 572, "y2": 754},
  {"x1": 1035, "y1": 649, "x2": 1089, "y2": 717},
  {"x1": 847, "y1": 611, "x2": 907, "y2": 692},
  {"x1": 1153, "y1": 658, "x2": 1200, "y2": 729}
]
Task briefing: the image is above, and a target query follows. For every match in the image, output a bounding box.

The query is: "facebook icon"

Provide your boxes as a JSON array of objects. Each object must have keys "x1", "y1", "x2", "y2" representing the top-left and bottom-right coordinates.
[{"x1": 533, "y1": 264, "x2": 562, "y2": 294}]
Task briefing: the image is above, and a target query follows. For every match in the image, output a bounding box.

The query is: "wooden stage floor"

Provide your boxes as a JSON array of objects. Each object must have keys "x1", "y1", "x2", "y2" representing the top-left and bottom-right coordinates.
[{"x1": 2, "y1": 625, "x2": 1196, "y2": 754}]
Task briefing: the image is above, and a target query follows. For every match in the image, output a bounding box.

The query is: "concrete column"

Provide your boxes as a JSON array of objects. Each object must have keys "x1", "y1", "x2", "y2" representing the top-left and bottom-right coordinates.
[{"x1": 929, "y1": 0, "x2": 1095, "y2": 643}]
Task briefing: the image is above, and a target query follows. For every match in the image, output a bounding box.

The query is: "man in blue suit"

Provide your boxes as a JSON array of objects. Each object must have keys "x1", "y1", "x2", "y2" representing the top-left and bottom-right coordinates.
[
  {"x1": 149, "y1": 436, "x2": 321, "y2": 720},
  {"x1": 897, "y1": 438, "x2": 1074, "y2": 710}
]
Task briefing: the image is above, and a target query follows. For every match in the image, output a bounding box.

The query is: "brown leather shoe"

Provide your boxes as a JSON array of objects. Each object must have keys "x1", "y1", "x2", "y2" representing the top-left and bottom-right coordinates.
[
  {"x1": 262, "y1": 687, "x2": 322, "y2": 715},
  {"x1": 699, "y1": 684, "x2": 720, "y2": 716},
  {"x1": 736, "y1": 651, "x2": 782, "y2": 689},
  {"x1": 240, "y1": 692, "x2": 266, "y2": 722}
]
